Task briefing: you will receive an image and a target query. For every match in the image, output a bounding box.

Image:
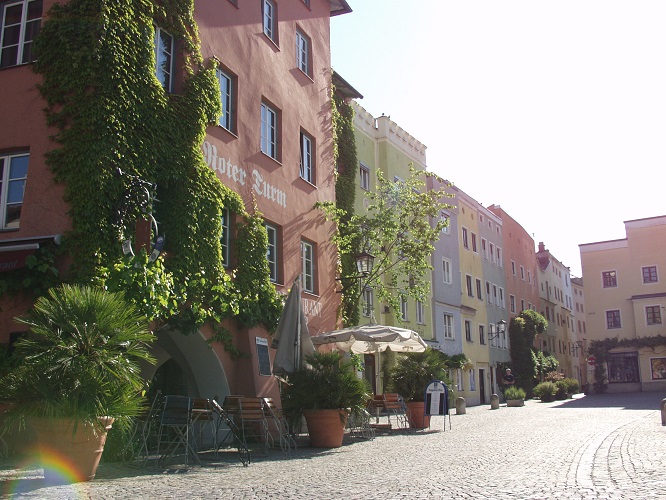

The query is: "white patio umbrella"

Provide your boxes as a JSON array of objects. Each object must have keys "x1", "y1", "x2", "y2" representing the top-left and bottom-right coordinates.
[{"x1": 311, "y1": 322, "x2": 427, "y2": 393}]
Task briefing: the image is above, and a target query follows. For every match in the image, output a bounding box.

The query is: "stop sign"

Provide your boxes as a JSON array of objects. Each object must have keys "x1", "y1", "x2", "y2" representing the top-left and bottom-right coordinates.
[{"x1": 587, "y1": 355, "x2": 596, "y2": 366}]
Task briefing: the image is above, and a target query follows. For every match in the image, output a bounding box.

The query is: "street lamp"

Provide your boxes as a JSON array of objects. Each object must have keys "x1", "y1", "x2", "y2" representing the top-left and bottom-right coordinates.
[
  {"x1": 571, "y1": 340, "x2": 584, "y2": 355},
  {"x1": 335, "y1": 250, "x2": 376, "y2": 291},
  {"x1": 488, "y1": 319, "x2": 507, "y2": 340}
]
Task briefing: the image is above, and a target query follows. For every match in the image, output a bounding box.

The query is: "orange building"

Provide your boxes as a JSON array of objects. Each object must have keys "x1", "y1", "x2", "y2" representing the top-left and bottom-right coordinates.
[{"x1": 0, "y1": 0, "x2": 350, "y2": 402}]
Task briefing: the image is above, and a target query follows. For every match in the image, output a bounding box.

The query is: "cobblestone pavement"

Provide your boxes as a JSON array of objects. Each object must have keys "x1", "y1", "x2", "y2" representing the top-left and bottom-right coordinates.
[{"x1": 1, "y1": 392, "x2": 665, "y2": 499}]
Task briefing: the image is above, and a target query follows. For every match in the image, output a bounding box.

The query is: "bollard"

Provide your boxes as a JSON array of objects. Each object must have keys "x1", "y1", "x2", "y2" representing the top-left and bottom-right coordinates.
[
  {"x1": 490, "y1": 393, "x2": 500, "y2": 410},
  {"x1": 455, "y1": 396, "x2": 466, "y2": 415},
  {"x1": 661, "y1": 398, "x2": 666, "y2": 426}
]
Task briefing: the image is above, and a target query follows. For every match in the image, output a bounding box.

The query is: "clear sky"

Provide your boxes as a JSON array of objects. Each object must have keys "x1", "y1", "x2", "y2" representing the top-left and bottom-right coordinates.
[{"x1": 330, "y1": 1, "x2": 666, "y2": 278}]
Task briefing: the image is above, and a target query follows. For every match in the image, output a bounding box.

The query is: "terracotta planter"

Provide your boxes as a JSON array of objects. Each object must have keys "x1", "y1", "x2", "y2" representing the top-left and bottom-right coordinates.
[
  {"x1": 303, "y1": 409, "x2": 348, "y2": 448},
  {"x1": 32, "y1": 417, "x2": 114, "y2": 483},
  {"x1": 406, "y1": 401, "x2": 431, "y2": 429}
]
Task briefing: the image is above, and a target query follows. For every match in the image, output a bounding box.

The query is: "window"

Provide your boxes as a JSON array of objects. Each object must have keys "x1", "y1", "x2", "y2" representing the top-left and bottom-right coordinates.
[
  {"x1": 602, "y1": 270, "x2": 617, "y2": 288},
  {"x1": 465, "y1": 320, "x2": 472, "y2": 342},
  {"x1": 266, "y1": 223, "x2": 278, "y2": 282},
  {"x1": 646, "y1": 305, "x2": 661, "y2": 325},
  {"x1": 471, "y1": 233, "x2": 477, "y2": 253},
  {"x1": 606, "y1": 352, "x2": 639, "y2": 383},
  {"x1": 486, "y1": 281, "x2": 492, "y2": 304},
  {"x1": 642, "y1": 266, "x2": 658, "y2": 284},
  {"x1": 462, "y1": 227, "x2": 468, "y2": 249},
  {"x1": 400, "y1": 296, "x2": 408, "y2": 321},
  {"x1": 527, "y1": 270, "x2": 532, "y2": 284},
  {"x1": 499, "y1": 288, "x2": 505, "y2": 308},
  {"x1": 496, "y1": 247, "x2": 502, "y2": 267},
  {"x1": 475, "y1": 278, "x2": 482, "y2": 300},
  {"x1": 299, "y1": 130, "x2": 314, "y2": 183},
  {"x1": 469, "y1": 369, "x2": 476, "y2": 392},
  {"x1": 489, "y1": 243, "x2": 495, "y2": 264},
  {"x1": 261, "y1": 102, "x2": 279, "y2": 160},
  {"x1": 217, "y1": 68, "x2": 236, "y2": 132},
  {"x1": 416, "y1": 300, "x2": 424, "y2": 324},
  {"x1": 466, "y1": 275, "x2": 473, "y2": 297},
  {"x1": 441, "y1": 213, "x2": 450, "y2": 234},
  {"x1": 510, "y1": 295, "x2": 516, "y2": 313},
  {"x1": 442, "y1": 258, "x2": 452, "y2": 284},
  {"x1": 301, "y1": 239, "x2": 315, "y2": 293},
  {"x1": 295, "y1": 29, "x2": 311, "y2": 76},
  {"x1": 0, "y1": 0, "x2": 41, "y2": 68},
  {"x1": 154, "y1": 26, "x2": 174, "y2": 92},
  {"x1": 493, "y1": 284, "x2": 498, "y2": 306},
  {"x1": 443, "y1": 313, "x2": 454, "y2": 339},
  {"x1": 0, "y1": 152, "x2": 28, "y2": 229},
  {"x1": 220, "y1": 209, "x2": 231, "y2": 268},
  {"x1": 362, "y1": 286, "x2": 373, "y2": 317},
  {"x1": 606, "y1": 310, "x2": 621, "y2": 329},
  {"x1": 479, "y1": 324, "x2": 485, "y2": 345},
  {"x1": 520, "y1": 265, "x2": 525, "y2": 280},
  {"x1": 359, "y1": 163, "x2": 370, "y2": 190},
  {"x1": 262, "y1": 0, "x2": 277, "y2": 43},
  {"x1": 481, "y1": 238, "x2": 488, "y2": 260}
]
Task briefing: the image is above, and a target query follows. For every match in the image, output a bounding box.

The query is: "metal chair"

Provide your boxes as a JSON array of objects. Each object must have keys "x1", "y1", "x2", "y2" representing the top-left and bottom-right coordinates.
[
  {"x1": 262, "y1": 397, "x2": 297, "y2": 452},
  {"x1": 210, "y1": 398, "x2": 250, "y2": 466},
  {"x1": 156, "y1": 395, "x2": 197, "y2": 465}
]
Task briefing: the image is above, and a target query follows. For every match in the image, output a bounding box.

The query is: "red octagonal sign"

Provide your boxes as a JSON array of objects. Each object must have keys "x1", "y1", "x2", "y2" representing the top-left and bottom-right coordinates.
[{"x1": 587, "y1": 355, "x2": 596, "y2": 366}]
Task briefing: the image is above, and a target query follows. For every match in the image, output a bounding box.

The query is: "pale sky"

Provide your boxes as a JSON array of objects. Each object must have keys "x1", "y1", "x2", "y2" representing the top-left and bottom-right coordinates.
[{"x1": 331, "y1": 1, "x2": 666, "y2": 278}]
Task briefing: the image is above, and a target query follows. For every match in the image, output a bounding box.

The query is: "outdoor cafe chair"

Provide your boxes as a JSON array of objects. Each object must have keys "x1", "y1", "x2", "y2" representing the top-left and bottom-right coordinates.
[
  {"x1": 262, "y1": 397, "x2": 297, "y2": 452},
  {"x1": 238, "y1": 397, "x2": 273, "y2": 454},
  {"x1": 383, "y1": 393, "x2": 410, "y2": 429},
  {"x1": 191, "y1": 398, "x2": 218, "y2": 454},
  {"x1": 210, "y1": 398, "x2": 250, "y2": 466},
  {"x1": 156, "y1": 395, "x2": 199, "y2": 465}
]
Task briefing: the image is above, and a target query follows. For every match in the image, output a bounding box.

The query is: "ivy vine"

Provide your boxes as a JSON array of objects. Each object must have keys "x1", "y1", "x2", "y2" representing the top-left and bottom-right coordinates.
[{"x1": 18, "y1": 0, "x2": 282, "y2": 355}]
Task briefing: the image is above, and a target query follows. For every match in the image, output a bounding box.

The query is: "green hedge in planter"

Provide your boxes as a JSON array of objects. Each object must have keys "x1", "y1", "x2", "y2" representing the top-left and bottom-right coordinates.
[
  {"x1": 503, "y1": 386, "x2": 526, "y2": 400},
  {"x1": 533, "y1": 381, "x2": 557, "y2": 402}
]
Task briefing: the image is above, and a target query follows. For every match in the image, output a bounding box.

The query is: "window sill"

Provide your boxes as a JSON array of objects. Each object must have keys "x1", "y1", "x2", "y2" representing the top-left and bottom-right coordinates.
[
  {"x1": 297, "y1": 176, "x2": 317, "y2": 189},
  {"x1": 297, "y1": 68, "x2": 314, "y2": 83},
  {"x1": 303, "y1": 290, "x2": 319, "y2": 299},
  {"x1": 260, "y1": 151, "x2": 282, "y2": 166},
  {"x1": 216, "y1": 124, "x2": 238, "y2": 139},
  {"x1": 262, "y1": 33, "x2": 280, "y2": 51}
]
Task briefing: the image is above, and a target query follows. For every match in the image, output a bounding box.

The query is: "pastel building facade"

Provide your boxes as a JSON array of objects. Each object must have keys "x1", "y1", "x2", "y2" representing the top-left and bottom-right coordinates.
[
  {"x1": 580, "y1": 215, "x2": 666, "y2": 393},
  {"x1": 0, "y1": 0, "x2": 350, "y2": 402}
]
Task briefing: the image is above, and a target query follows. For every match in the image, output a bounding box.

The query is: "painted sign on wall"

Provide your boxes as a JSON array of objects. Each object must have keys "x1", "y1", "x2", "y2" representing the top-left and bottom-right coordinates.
[{"x1": 202, "y1": 141, "x2": 287, "y2": 208}]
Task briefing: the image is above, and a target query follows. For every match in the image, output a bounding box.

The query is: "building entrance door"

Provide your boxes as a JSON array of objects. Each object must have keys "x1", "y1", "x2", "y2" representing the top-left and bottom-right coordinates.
[{"x1": 479, "y1": 368, "x2": 486, "y2": 404}]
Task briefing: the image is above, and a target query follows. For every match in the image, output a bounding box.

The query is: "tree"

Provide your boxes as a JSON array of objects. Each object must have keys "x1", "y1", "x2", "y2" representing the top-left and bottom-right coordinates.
[
  {"x1": 508, "y1": 310, "x2": 548, "y2": 394},
  {"x1": 320, "y1": 165, "x2": 453, "y2": 326}
]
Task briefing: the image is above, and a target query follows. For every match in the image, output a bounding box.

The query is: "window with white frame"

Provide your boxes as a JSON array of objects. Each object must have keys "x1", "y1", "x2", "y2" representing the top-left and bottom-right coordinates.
[
  {"x1": 510, "y1": 294, "x2": 516, "y2": 313},
  {"x1": 301, "y1": 239, "x2": 315, "y2": 293},
  {"x1": 1, "y1": 0, "x2": 41, "y2": 68},
  {"x1": 0, "y1": 152, "x2": 28, "y2": 229},
  {"x1": 490, "y1": 242, "x2": 495, "y2": 264},
  {"x1": 476, "y1": 278, "x2": 482, "y2": 300},
  {"x1": 299, "y1": 130, "x2": 314, "y2": 183},
  {"x1": 217, "y1": 68, "x2": 235, "y2": 132},
  {"x1": 220, "y1": 208, "x2": 230, "y2": 267},
  {"x1": 359, "y1": 163, "x2": 370, "y2": 190},
  {"x1": 646, "y1": 305, "x2": 661, "y2": 325},
  {"x1": 496, "y1": 247, "x2": 502, "y2": 267},
  {"x1": 362, "y1": 286, "x2": 373, "y2": 317},
  {"x1": 479, "y1": 324, "x2": 485, "y2": 345},
  {"x1": 465, "y1": 320, "x2": 472, "y2": 342},
  {"x1": 481, "y1": 238, "x2": 488, "y2": 260},
  {"x1": 471, "y1": 232, "x2": 477, "y2": 253},
  {"x1": 493, "y1": 284, "x2": 498, "y2": 306},
  {"x1": 486, "y1": 281, "x2": 492, "y2": 304},
  {"x1": 400, "y1": 296, "x2": 408, "y2": 321},
  {"x1": 642, "y1": 266, "x2": 658, "y2": 284},
  {"x1": 295, "y1": 29, "x2": 310, "y2": 76},
  {"x1": 462, "y1": 227, "x2": 468, "y2": 249},
  {"x1": 499, "y1": 287, "x2": 505, "y2": 308},
  {"x1": 154, "y1": 26, "x2": 174, "y2": 92},
  {"x1": 441, "y1": 212, "x2": 450, "y2": 234},
  {"x1": 416, "y1": 300, "x2": 425, "y2": 324},
  {"x1": 501, "y1": 328, "x2": 507, "y2": 349},
  {"x1": 511, "y1": 261, "x2": 516, "y2": 276},
  {"x1": 266, "y1": 223, "x2": 278, "y2": 282},
  {"x1": 262, "y1": 0, "x2": 277, "y2": 43},
  {"x1": 602, "y1": 270, "x2": 617, "y2": 288},
  {"x1": 520, "y1": 265, "x2": 525, "y2": 280},
  {"x1": 466, "y1": 274, "x2": 473, "y2": 297},
  {"x1": 469, "y1": 369, "x2": 476, "y2": 391},
  {"x1": 606, "y1": 309, "x2": 621, "y2": 329},
  {"x1": 443, "y1": 313, "x2": 454, "y2": 339},
  {"x1": 442, "y1": 258, "x2": 452, "y2": 284},
  {"x1": 261, "y1": 101, "x2": 279, "y2": 160}
]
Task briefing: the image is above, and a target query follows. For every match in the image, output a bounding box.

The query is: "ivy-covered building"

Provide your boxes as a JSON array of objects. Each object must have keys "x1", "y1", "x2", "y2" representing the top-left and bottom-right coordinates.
[
  {"x1": 0, "y1": 0, "x2": 350, "y2": 402},
  {"x1": 580, "y1": 215, "x2": 666, "y2": 393}
]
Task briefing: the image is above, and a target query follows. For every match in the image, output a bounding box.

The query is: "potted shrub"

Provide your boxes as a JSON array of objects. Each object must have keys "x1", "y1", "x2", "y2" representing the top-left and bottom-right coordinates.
[
  {"x1": 281, "y1": 351, "x2": 370, "y2": 448},
  {"x1": 533, "y1": 381, "x2": 557, "y2": 402},
  {"x1": 0, "y1": 285, "x2": 155, "y2": 482},
  {"x1": 388, "y1": 349, "x2": 450, "y2": 428},
  {"x1": 562, "y1": 378, "x2": 580, "y2": 397},
  {"x1": 503, "y1": 386, "x2": 526, "y2": 407}
]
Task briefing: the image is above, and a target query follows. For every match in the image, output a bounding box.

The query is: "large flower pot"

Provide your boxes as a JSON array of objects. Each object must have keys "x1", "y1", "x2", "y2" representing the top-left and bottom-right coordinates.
[
  {"x1": 303, "y1": 409, "x2": 348, "y2": 448},
  {"x1": 506, "y1": 399, "x2": 524, "y2": 407},
  {"x1": 406, "y1": 401, "x2": 431, "y2": 429},
  {"x1": 32, "y1": 417, "x2": 114, "y2": 483}
]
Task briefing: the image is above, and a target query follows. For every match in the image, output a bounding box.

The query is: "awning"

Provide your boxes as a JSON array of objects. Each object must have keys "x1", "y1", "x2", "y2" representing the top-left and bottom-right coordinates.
[{"x1": 0, "y1": 235, "x2": 61, "y2": 272}]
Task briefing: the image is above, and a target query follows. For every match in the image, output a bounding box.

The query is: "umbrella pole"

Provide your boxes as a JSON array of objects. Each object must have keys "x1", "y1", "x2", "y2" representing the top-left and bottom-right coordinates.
[{"x1": 295, "y1": 275, "x2": 302, "y2": 370}]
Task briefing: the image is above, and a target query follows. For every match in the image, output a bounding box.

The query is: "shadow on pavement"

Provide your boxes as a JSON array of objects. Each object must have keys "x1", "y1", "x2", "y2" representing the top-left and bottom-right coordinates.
[{"x1": 548, "y1": 392, "x2": 664, "y2": 411}]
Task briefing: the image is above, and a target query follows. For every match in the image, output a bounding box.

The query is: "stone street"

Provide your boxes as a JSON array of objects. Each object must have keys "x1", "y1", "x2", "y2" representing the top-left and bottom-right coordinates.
[{"x1": 1, "y1": 392, "x2": 665, "y2": 499}]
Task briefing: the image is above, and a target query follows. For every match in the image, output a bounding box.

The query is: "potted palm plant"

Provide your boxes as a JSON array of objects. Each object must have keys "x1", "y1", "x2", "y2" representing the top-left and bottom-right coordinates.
[
  {"x1": 0, "y1": 285, "x2": 155, "y2": 482},
  {"x1": 388, "y1": 348, "x2": 450, "y2": 428},
  {"x1": 281, "y1": 351, "x2": 370, "y2": 448}
]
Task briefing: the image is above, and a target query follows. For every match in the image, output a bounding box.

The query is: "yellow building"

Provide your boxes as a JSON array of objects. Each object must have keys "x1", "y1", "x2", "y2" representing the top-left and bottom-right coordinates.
[
  {"x1": 580, "y1": 215, "x2": 666, "y2": 393},
  {"x1": 352, "y1": 102, "x2": 433, "y2": 392}
]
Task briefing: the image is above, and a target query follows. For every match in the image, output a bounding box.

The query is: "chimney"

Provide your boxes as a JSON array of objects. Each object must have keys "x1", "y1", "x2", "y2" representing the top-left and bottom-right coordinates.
[{"x1": 538, "y1": 242, "x2": 546, "y2": 252}]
